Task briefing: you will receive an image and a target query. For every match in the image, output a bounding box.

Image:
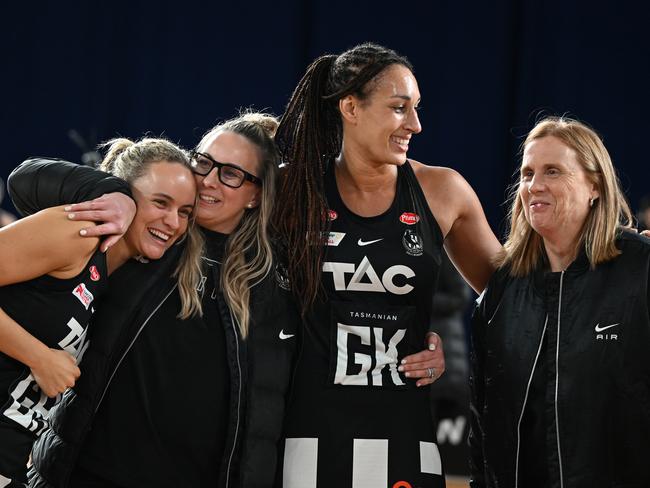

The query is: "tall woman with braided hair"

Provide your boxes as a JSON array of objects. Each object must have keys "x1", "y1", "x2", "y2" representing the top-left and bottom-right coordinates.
[{"x1": 274, "y1": 43, "x2": 500, "y2": 487}]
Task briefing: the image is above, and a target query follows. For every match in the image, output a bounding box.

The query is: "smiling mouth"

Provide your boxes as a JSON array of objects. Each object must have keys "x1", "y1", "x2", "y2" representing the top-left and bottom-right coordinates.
[
  {"x1": 390, "y1": 136, "x2": 410, "y2": 150},
  {"x1": 148, "y1": 228, "x2": 171, "y2": 243},
  {"x1": 199, "y1": 194, "x2": 219, "y2": 204}
]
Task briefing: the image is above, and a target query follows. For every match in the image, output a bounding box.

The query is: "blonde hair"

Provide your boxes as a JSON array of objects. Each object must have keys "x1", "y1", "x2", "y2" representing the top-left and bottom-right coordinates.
[
  {"x1": 197, "y1": 111, "x2": 279, "y2": 338},
  {"x1": 499, "y1": 116, "x2": 633, "y2": 276},
  {"x1": 100, "y1": 137, "x2": 204, "y2": 318}
]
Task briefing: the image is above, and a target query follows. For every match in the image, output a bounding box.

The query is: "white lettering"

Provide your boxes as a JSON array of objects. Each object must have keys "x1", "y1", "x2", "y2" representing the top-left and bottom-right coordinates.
[
  {"x1": 323, "y1": 258, "x2": 415, "y2": 295},
  {"x1": 437, "y1": 416, "x2": 467, "y2": 445}
]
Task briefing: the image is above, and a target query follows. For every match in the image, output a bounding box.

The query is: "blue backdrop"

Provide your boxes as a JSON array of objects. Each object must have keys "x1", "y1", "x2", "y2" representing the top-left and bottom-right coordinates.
[{"x1": 2, "y1": 0, "x2": 647, "y2": 235}]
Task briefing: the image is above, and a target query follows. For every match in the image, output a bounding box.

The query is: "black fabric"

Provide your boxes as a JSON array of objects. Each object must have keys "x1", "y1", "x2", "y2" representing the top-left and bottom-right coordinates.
[
  {"x1": 7, "y1": 159, "x2": 131, "y2": 217},
  {"x1": 11, "y1": 160, "x2": 299, "y2": 488},
  {"x1": 0, "y1": 249, "x2": 108, "y2": 483},
  {"x1": 469, "y1": 230, "x2": 650, "y2": 488},
  {"x1": 517, "y1": 329, "x2": 548, "y2": 488},
  {"x1": 279, "y1": 161, "x2": 445, "y2": 487},
  {"x1": 76, "y1": 253, "x2": 228, "y2": 487}
]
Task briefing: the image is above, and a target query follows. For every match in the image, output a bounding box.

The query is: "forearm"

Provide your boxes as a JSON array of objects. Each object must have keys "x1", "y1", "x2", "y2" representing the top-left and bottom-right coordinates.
[
  {"x1": 0, "y1": 306, "x2": 49, "y2": 369},
  {"x1": 7, "y1": 158, "x2": 131, "y2": 216}
]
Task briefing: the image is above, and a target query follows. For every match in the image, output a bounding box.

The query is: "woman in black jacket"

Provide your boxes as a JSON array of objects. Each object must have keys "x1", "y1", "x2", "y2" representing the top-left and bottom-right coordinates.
[
  {"x1": 470, "y1": 117, "x2": 650, "y2": 488},
  {"x1": 9, "y1": 112, "x2": 299, "y2": 488}
]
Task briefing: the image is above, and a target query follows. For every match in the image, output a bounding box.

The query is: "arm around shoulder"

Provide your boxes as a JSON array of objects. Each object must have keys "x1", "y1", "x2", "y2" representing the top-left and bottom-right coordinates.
[
  {"x1": 8, "y1": 158, "x2": 132, "y2": 216},
  {"x1": 412, "y1": 161, "x2": 501, "y2": 293}
]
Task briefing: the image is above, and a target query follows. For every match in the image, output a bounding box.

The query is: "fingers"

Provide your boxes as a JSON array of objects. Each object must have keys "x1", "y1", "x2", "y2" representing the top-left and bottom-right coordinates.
[
  {"x1": 101, "y1": 235, "x2": 121, "y2": 252},
  {"x1": 77, "y1": 223, "x2": 122, "y2": 239},
  {"x1": 425, "y1": 331, "x2": 442, "y2": 351}
]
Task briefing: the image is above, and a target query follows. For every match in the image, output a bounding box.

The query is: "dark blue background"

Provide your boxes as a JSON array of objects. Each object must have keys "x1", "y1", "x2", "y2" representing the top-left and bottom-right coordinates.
[{"x1": 2, "y1": 1, "x2": 647, "y2": 235}]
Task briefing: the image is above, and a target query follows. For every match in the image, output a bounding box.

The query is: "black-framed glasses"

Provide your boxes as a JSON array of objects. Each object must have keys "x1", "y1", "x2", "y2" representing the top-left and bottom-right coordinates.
[{"x1": 189, "y1": 151, "x2": 262, "y2": 188}]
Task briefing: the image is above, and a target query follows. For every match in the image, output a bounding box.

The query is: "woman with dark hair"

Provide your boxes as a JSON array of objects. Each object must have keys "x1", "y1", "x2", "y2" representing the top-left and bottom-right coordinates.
[
  {"x1": 0, "y1": 137, "x2": 198, "y2": 487},
  {"x1": 470, "y1": 117, "x2": 650, "y2": 487},
  {"x1": 273, "y1": 43, "x2": 499, "y2": 487},
  {"x1": 9, "y1": 112, "x2": 298, "y2": 488}
]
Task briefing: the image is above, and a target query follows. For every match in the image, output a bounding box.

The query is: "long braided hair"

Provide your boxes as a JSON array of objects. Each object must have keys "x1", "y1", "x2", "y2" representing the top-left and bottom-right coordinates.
[{"x1": 273, "y1": 43, "x2": 413, "y2": 315}]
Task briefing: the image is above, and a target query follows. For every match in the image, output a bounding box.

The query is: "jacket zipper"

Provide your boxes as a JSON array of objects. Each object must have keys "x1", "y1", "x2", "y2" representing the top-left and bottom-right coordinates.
[
  {"x1": 555, "y1": 271, "x2": 565, "y2": 488},
  {"x1": 514, "y1": 315, "x2": 549, "y2": 488},
  {"x1": 94, "y1": 285, "x2": 177, "y2": 412},
  {"x1": 224, "y1": 310, "x2": 242, "y2": 488}
]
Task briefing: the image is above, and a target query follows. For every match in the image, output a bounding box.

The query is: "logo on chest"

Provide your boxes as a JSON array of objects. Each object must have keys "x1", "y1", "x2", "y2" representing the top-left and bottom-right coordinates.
[
  {"x1": 322, "y1": 256, "x2": 415, "y2": 295},
  {"x1": 72, "y1": 283, "x2": 94, "y2": 310},
  {"x1": 594, "y1": 322, "x2": 619, "y2": 341}
]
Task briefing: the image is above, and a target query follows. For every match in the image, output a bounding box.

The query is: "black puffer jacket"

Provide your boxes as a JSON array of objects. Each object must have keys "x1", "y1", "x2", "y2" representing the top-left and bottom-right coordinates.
[
  {"x1": 8, "y1": 158, "x2": 298, "y2": 488},
  {"x1": 469, "y1": 230, "x2": 650, "y2": 488}
]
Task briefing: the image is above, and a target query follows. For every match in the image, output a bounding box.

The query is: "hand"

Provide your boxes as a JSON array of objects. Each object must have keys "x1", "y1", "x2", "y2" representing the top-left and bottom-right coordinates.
[
  {"x1": 398, "y1": 332, "x2": 445, "y2": 387},
  {"x1": 65, "y1": 192, "x2": 136, "y2": 251},
  {"x1": 30, "y1": 348, "x2": 81, "y2": 398}
]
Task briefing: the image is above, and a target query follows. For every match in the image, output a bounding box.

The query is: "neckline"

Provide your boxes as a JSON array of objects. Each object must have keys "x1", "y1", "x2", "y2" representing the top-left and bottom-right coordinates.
[{"x1": 326, "y1": 161, "x2": 405, "y2": 223}]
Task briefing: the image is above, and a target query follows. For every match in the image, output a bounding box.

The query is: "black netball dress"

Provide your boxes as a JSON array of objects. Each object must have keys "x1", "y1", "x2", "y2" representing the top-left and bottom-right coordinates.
[
  {"x1": 279, "y1": 161, "x2": 446, "y2": 488},
  {"x1": 0, "y1": 249, "x2": 108, "y2": 486}
]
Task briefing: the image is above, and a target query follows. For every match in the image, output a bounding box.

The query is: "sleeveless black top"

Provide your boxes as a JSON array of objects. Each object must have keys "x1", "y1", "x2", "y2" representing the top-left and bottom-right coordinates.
[
  {"x1": 280, "y1": 161, "x2": 446, "y2": 488},
  {"x1": 0, "y1": 249, "x2": 108, "y2": 436}
]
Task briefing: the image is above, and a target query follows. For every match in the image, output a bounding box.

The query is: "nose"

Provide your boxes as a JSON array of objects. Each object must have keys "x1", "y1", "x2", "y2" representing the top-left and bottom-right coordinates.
[
  {"x1": 405, "y1": 108, "x2": 422, "y2": 134},
  {"x1": 163, "y1": 209, "x2": 181, "y2": 231},
  {"x1": 527, "y1": 174, "x2": 545, "y2": 194},
  {"x1": 201, "y1": 167, "x2": 220, "y2": 188}
]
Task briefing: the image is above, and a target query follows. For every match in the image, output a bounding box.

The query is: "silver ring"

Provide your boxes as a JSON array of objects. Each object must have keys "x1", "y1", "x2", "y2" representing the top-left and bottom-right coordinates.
[{"x1": 427, "y1": 367, "x2": 434, "y2": 379}]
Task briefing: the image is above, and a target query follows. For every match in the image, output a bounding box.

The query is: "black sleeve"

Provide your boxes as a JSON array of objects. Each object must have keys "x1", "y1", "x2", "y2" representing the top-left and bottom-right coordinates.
[{"x1": 7, "y1": 158, "x2": 132, "y2": 216}]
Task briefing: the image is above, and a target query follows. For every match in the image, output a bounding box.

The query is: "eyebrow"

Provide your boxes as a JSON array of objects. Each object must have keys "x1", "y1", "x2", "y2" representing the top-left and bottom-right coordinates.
[{"x1": 152, "y1": 192, "x2": 195, "y2": 206}]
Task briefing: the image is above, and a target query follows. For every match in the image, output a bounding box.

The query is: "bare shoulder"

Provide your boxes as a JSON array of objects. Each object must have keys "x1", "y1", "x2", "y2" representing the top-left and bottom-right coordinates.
[
  {"x1": 0, "y1": 206, "x2": 99, "y2": 279},
  {"x1": 409, "y1": 159, "x2": 477, "y2": 236}
]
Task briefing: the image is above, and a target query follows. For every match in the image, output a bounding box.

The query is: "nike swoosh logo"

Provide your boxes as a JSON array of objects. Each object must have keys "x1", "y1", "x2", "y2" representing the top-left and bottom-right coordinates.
[
  {"x1": 279, "y1": 330, "x2": 295, "y2": 340},
  {"x1": 594, "y1": 323, "x2": 619, "y2": 332},
  {"x1": 358, "y1": 238, "x2": 383, "y2": 246}
]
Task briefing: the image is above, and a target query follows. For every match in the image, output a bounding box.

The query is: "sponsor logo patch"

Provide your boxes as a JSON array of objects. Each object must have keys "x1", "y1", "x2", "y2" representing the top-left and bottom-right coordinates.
[
  {"x1": 89, "y1": 265, "x2": 100, "y2": 282},
  {"x1": 326, "y1": 232, "x2": 346, "y2": 246},
  {"x1": 399, "y1": 212, "x2": 419, "y2": 225},
  {"x1": 72, "y1": 283, "x2": 94, "y2": 310}
]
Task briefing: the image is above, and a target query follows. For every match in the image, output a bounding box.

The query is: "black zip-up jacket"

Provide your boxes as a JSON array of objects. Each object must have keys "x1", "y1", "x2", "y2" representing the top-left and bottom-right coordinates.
[
  {"x1": 469, "y1": 230, "x2": 650, "y2": 488},
  {"x1": 8, "y1": 158, "x2": 298, "y2": 488}
]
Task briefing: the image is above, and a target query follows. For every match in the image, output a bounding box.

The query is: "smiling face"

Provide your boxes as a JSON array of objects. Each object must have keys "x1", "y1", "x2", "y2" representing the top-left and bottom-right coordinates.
[
  {"x1": 341, "y1": 64, "x2": 422, "y2": 166},
  {"x1": 124, "y1": 161, "x2": 197, "y2": 259},
  {"x1": 194, "y1": 130, "x2": 262, "y2": 234},
  {"x1": 519, "y1": 136, "x2": 598, "y2": 244}
]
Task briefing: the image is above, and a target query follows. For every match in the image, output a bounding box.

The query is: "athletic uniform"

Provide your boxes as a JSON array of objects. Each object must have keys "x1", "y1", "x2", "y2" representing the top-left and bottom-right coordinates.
[
  {"x1": 280, "y1": 161, "x2": 446, "y2": 488},
  {"x1": 0, "y1": 250, "x2": 108, "y2": 487}
]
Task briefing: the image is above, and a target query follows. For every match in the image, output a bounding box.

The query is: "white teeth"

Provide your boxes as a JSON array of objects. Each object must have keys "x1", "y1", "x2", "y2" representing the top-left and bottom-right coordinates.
[
  {"x1": 391, "y1": 136, "x2": 409, "y2": 146},
  {"x1": 200, "y1": 194, "x2": 218, "y2": 203},
  {"x1": 149, "y1": 229, "x2": 170, "y2": 241}
]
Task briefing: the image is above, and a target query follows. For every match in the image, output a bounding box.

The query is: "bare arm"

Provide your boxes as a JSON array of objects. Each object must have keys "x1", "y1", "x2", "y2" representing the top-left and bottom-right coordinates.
[
  {"x1": 0, "y1": 307, "x2": 80, "y2": 397},
  {"x1": 0, "y1": 206, "x2": 99, "y2": 284},
  {"x1": 0, "y1": 207, "x2": 96, "y2": 394},
  {"x1": 412, "y1": 162, "x2": 501, "y2": 293}
]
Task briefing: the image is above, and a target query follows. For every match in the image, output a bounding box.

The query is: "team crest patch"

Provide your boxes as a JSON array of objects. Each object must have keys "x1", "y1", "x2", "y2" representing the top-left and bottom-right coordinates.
[
  {"x1": 72, "y1": 283, "x2": 94, "y2": 310},
  {"x1": 399, "y1": 212, "x2": 420, "y2": 225},
  {"x1": 89, "y1": 265, "x2": 100, "y2": 281},
  {"x1": 402, "y1": 229, "x2": 423, "y2": 256}
]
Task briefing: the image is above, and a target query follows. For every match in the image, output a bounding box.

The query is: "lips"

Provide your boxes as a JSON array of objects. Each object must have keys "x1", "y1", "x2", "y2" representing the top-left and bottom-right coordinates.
[
  {"x1": 199, "y1": 193, "x2": 219, "y2": 204},
  {"x1": 148, "y1": 228, "x2": 171, "y2": 244},
  {"x1": 390, "y1": 135, "x2": 410, "y2": 151}
]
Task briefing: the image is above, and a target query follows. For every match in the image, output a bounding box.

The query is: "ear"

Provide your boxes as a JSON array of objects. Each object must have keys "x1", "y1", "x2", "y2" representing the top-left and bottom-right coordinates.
[
  {"x1": 590, "y1": 182, "x2": 600, "y2": 202},
  {"x1": 339, "y1": 95, "x2": 360, "y2": 124},
  {"x1": 246, "y1": 188, "x2": 261, "y2": 209}
]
